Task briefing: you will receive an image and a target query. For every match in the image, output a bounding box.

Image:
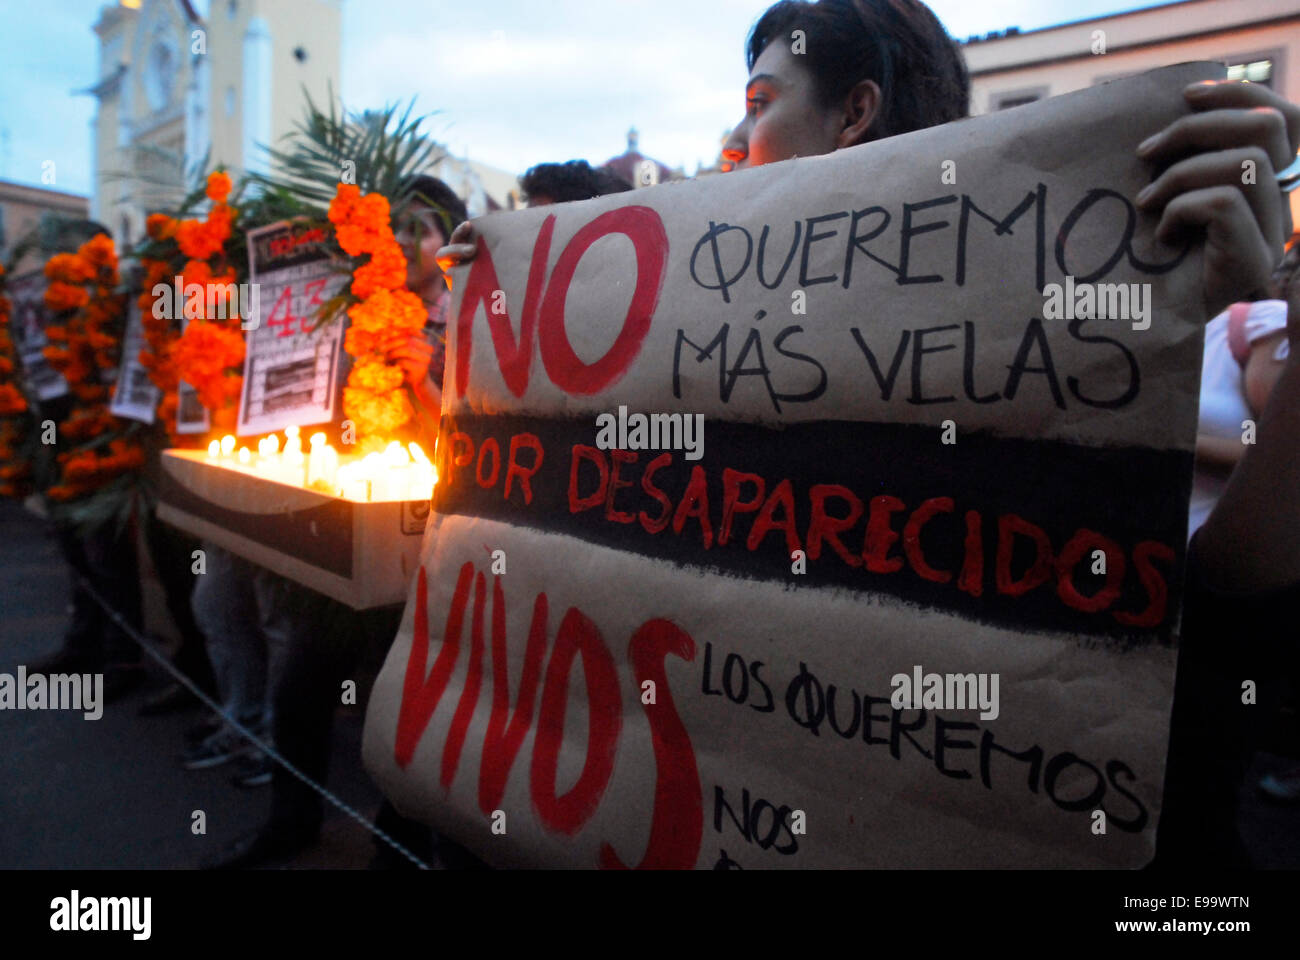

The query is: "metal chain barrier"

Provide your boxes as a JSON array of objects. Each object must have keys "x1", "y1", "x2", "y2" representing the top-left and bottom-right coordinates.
[{"x1": 73, "y1": 572, "x2": 432, "y2": 870}]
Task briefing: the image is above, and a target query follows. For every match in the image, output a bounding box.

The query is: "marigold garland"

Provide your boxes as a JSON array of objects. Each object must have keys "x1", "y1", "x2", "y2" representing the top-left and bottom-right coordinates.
[
  {"x1": 0, "y1": 265, "x2": 36, "y2": 499},
  {"x1": 39, "y1": 234, "x2": 144, "y2": 502},
  {"x1": 137, "y1": 171, "x2": 243, "y2": 438},
  {"x1": 328, "y1": 183, "x2": 425, "y2": 442}
]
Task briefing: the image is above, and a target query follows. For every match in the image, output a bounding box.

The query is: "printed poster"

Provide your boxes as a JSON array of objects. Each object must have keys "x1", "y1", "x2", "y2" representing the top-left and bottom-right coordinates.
[
  {"x1": 237, "y1": 220, "x2": 348, "y2": 437},
  {"x1": 6, "y1": 270, "x2": 68, "y2": 402},
  {"x1": 109, "y1": 304, "x2": 160, "y2": 423}
]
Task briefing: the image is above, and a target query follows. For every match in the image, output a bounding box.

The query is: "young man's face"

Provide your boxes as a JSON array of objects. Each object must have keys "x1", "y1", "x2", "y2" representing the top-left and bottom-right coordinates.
[
  {"x1": 396, "y1": 209, "x2": 449, "y2": 292},
  {"x1": 723, "y1": 40, "x2": 842, "y2": 169}
]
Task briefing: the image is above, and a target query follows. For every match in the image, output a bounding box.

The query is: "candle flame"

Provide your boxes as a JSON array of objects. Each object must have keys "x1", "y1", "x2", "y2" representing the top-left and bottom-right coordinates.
[{"x1": 199, "y1": 427, "x2": 437, "y2": 503}]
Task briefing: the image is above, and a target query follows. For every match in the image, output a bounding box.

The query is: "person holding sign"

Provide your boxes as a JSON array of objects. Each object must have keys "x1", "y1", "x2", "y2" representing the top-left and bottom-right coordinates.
[{"x1": 431, "y1": 0, "x2": 1300, "y2": 868}]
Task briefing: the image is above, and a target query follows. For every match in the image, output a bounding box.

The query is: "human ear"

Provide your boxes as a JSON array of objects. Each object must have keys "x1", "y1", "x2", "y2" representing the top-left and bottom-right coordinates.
[{"x1": 837, "y1": 79, "x2": 882, "y2": 149}]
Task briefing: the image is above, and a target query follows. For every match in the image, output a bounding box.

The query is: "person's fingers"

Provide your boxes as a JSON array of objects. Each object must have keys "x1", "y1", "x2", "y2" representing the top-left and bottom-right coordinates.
[
  {"x1": 435, "y1": 223, "x2": 480, "y2": 278},
  {"x1": 1139, "y1": 106, "x2": 1293, "y2": 173},
  {"x1": 385, "y1": 345, "x2": 433, "y2": 367},
  {"x1": 435, "y1": 243, "x2": 478, "y2": 267},
  {"x1": 1184, "y1": 80, "x2": 1300, "y2": 157},
  {"x1": 1154, "y1": 185, "x2": 1275, "y2": 315},
  {"x1": 1137, "y1": 147, "x2": 1283, "y2": 250}
]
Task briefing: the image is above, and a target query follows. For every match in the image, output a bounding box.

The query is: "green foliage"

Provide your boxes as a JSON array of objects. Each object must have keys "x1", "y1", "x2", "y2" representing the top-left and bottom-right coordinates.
[{"x1": 245, "y1": 85, "x2": 447, "y2": 227}]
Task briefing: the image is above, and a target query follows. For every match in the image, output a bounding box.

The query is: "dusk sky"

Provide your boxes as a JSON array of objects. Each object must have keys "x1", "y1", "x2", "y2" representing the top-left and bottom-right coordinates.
[{"x1": 0, "y1": 0, "x2": 1175, "y2": 196}]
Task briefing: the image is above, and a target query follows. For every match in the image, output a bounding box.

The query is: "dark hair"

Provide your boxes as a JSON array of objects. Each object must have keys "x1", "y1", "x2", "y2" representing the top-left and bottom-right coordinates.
[
  {"x1": 520, "y1": 160, "x2": 633, "y2": 204},
  {"x1": 400, "y1": 174, "x2": 468, "y2": 239},
  {"x1": 747, "y1": 0, "x2": 969, "y2": 143}
]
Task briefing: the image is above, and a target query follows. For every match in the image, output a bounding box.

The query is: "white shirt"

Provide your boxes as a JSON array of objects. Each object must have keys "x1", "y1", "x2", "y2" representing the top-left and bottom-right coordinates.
[{"x1": 1189, "y1": 300, "x2": 1289, "y2": 537}]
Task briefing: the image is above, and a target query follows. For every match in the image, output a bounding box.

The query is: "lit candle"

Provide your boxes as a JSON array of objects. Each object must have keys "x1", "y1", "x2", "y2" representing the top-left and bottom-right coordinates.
[
  {"x1": 306, "y1": 433, "x2": 338, "y2": 492},
  {"x1": 408, "y1": 441, "x2": 435, "y2": 500},
  {"x1": 282, "y1": 427, "x2": 306, "y2": 486},
  {"x1": 257, "y1": 434, "x2": 284, "y2": 484},
  {"x1": 221, "y1": 434, "x2": 236, "y2": 458},
  {"x1": 338, "y1": 463, "x2": 369, "y2": 502},
  {"x1": 237, "y1": 446, "x2": 251, "y2": 466},
  {"x1": 362, "y1": 452, "x2": 388, "y2": 500},
  {"x1": 207, "y1": 439, "x2": 221, "y2": 459}
]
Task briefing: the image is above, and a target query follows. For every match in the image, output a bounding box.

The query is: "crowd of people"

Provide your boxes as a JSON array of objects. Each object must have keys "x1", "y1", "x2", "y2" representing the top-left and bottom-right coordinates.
[{"x1": 18, "y1": 0, "x2": 1300, "y2": 869}]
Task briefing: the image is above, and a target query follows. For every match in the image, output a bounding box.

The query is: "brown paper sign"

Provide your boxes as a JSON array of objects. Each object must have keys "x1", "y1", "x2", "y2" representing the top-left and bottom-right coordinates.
[{"x1": 364, "y1": 63, "x2": 1219, "y2": 867}]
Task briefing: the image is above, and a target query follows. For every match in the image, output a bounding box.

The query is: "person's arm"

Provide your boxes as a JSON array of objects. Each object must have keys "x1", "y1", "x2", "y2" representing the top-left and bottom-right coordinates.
[
  {"x1": 383, "y1": 330, "x2": 441, "y2": 425},
  {"x1": 1243, "y1": 330, "x2": 1289, "y2": 416},
  {"x1": 1195, "y1": 331, "x2": 1289, "y2": 469},
  {"x1": 1198, "y1": 322, "x2": 1300, "y2": 593},
  {"x1": 1195, "y1": 432, "x2": 1248, "y2": 469}
]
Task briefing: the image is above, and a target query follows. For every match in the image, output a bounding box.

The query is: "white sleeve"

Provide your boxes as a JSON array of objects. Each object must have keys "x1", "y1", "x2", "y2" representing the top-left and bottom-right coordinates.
[{"x1": 1243, "y1": 300, "x2": 1288, "y2": 342}]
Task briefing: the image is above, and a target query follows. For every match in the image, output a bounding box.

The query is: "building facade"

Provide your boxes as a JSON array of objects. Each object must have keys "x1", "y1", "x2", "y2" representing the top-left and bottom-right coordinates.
[
  {"x1": 962, "y1": 0, "x2": 1300, "y2": 226},
  {"x1": 89, "y1": 0, "x2": 341, "y2": 248},
  {"x1": 0, "y1": 180, "x2": 91, "y2": 274}
]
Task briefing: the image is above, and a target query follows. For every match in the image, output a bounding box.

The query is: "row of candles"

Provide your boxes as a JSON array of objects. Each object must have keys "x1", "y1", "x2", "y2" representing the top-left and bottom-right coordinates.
[{"x1": 205, "y1": 426, "x2": 437, "y2": 503}]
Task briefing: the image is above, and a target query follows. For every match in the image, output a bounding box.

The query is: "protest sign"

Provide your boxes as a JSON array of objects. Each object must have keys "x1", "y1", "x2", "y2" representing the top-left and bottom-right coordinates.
[
  {"x1": 109, "y1": 304, "x2": 160, "y2": 424},
  {"x1": 237, "y1": 221, "x2": 348, "y2": 437},
  {"x1": 363, "y1": 63, "x2": 1219, "y2": 868},
  {"x1": 6, "y1": 271, "x2": 68, "y2": 402}
]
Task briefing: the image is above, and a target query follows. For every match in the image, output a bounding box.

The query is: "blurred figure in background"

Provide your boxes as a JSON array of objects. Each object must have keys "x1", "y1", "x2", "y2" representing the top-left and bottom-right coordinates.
[{"x1": 519, "y1": 159, "x2": 631, "y2": 206}]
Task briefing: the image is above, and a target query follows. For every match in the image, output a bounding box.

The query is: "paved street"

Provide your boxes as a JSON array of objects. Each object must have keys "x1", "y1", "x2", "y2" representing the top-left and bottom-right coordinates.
[{"x1": 0, "y1": 500, "x2": 387, "y2": 869}]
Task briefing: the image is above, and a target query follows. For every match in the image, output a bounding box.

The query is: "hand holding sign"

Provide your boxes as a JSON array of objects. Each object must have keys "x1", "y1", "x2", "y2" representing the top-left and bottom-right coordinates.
[{"x1": 1136, "y1": 78, "x2": 1300, "y2": 314}]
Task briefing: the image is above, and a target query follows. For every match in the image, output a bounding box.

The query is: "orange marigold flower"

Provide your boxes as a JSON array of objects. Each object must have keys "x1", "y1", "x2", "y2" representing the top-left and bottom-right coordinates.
[
  {"x1": 80, "y1": 234, "x2": 117, "y2": 270},
  {"x1": 206, "y1": 171, "x2": 233, "y2": 204},
  {"x1": 44, "y1": 282, "x2": 89, "y2": 313},
  {"x1": 207, "y1": 203, "x2": 234, "y2": 241},
  {"x1": 72, "y1": 383, "x2": 108, "y2": 403},
  {"x1": 344, "y1": 326, "x2": 380, "y2": 357},
  {"x1": 45, "y1": 252, "x2": 95, "y2": 284},
  {"x1": 176, "y1": 218, "x2": 221, "y2": 261},
  {"x1": 345, "y1": 287, "x2": 425, "y2": 337},
  {"x1": 351, "y1": 243, "x2": 408, "y2": 299},
  {"x1": 343, "y1": 385, "x2": 413, "y2": 438},
  {"x1": 146, "y1": 214, "x2": 177, "y2": 241},
  {"x1": 349, "y1": 355, "x2": 404, "y2": 394},
  {"x1": 0, "y1": 383, "x2": 27, "y2": 416}
]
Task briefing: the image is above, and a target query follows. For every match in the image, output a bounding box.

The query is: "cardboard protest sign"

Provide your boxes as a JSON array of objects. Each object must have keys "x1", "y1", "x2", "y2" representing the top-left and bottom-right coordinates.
[
  {"x1": 110, "y1": 305, "x2": 160, "y2": 424},
  {"x1": 6, "y1": 271, "x2": 68, "y2": 402},
  {"x1": 364, "y1": 62, "x2": 1218, "y2": 868},
  {"x1": 237, "y1": 221, "x2": 348, "y2": 437}
]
